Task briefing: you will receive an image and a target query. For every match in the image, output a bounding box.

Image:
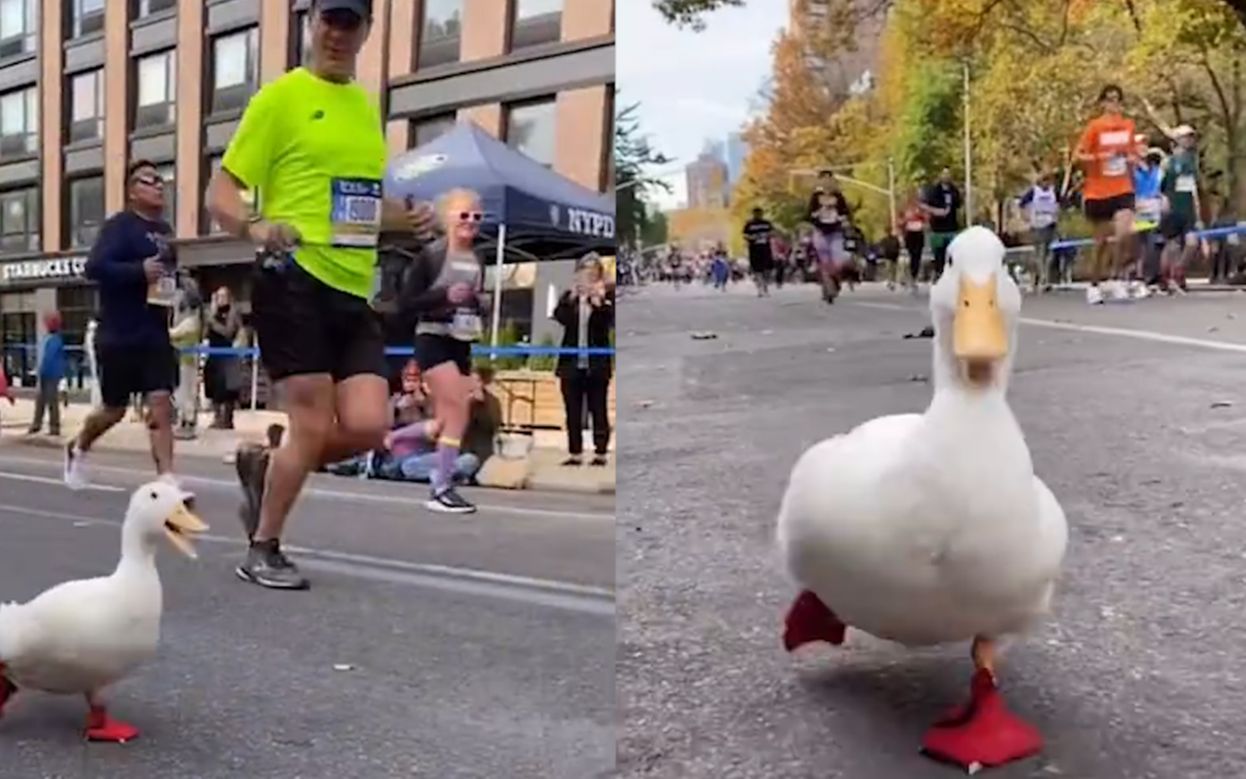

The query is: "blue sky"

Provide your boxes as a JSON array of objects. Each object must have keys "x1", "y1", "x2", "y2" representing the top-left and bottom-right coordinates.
[{"x1": 617, "y1": 0, "x2": 785, "y2": 209}]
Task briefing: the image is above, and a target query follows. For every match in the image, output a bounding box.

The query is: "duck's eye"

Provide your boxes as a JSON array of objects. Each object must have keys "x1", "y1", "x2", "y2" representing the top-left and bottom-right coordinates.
[
  {"x1": 149, "y1": 490, "x2": 158, "y2": 499},
  {"x1": 962, "y1": 299, "x2": 969, "y2": 307}
]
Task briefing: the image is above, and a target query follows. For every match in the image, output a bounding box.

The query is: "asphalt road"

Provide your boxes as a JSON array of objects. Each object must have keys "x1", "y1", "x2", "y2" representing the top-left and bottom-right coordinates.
[
  {"x1": 617, "y1": 280, "x2": 1246, "y2": 779},
  {"x1": 0, "y1": 446, "x2": 615, "y2": 778}
]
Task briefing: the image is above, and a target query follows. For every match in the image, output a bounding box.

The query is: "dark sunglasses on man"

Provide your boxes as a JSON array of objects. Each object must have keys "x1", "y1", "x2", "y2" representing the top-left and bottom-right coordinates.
[{"x1": 133, "y1": 175, "x2": 165, "y2": 188}]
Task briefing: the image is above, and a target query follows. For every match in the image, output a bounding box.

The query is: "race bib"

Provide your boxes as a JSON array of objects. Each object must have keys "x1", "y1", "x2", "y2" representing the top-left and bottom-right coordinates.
[
  {"x1": 329, "y1": 178, "x2": 382, "y2": 247},
  {"x1": 1103, "y1": 154, "x2": 1127, "y2": 177},
  {"x1": 1032, "y1": 212, "x2": 1055, "y2": 228},
  {"x1": 451, "y1": 310, "x2": 482, "y2": 342},
  {"x1": 1137, "y1": 197, "x2": 1162, "y2": 222},
  {"x1": 906, "y1": 220, "x2": 924, "y2": 231},
  {"x1": 147, "y1": 274, "x2": 176, "y2": 307},
  {"x1": 1176, "y1": 174, "x2": 1197, "y2": 193}
]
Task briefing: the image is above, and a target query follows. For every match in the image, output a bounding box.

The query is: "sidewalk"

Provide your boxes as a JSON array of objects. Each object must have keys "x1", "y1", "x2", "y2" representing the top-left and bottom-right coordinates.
[{"x1": 0, "y1": 398, "x2": 614, "y2": 496}]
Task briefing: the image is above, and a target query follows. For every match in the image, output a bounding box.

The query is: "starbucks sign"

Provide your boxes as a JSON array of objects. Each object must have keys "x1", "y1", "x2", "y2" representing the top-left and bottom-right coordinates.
[{"x1": 0, "y1": 256, "x2": 88, "y2": 286}]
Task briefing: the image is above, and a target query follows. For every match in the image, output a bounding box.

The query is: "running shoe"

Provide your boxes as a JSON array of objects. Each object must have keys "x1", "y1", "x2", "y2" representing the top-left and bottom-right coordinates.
[
  {"x1": 235, "y1": 442, "x2": 270, "y2": 541},
  {"x1": 63, "y1": 442, "x2": 89, "y2": 490},
  {"x1": 1085, "y1": 285, "x2": 1104, "y2": 305},
  {"x1": 235, "y1": 539, "x2": 309, "y2": 590},
  {"x1": 425, "y1": 487, "x2": 477, "y2": 514}
]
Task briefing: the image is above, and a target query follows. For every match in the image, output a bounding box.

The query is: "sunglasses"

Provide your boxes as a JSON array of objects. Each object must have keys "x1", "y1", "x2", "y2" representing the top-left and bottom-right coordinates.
[
  {"x1": 133, "y1": 175, "x2": 165, "y2": 187},
  {"x1": 457, "y1": 211, "x2": 484, "y2": 223}
]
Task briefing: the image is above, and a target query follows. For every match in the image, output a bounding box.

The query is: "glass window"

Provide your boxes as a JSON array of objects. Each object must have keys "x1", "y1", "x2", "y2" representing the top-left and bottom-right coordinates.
[
  {"x1": 203, "y1": 153, "x2": 224, "y2": 235},
  {"x1": 135, "y1": 49, "x2": 176, "y2": 128},
  {"x1": 69, "y1": 0, "x2": 104, "y2": 38},
  {"x1": 0, "y1": 85, "x2": 36, "y2": 156},
  {"x1": 68, "y1": 176, "x2": 104, "y2": 248},
  {"x1": 504, "y1": 97, "x2": 557, "y2": 167},
  {"x1": 292, "y1": 10, "x2": 311, "y2": 67},
  {"x1": 157, "y1": 163, "x2": 175, "y2": 225},
  {"x1": 133, "y1": 0, "x2": 175, "y2": 17},
  {"x1": 0, "y1": 186, "x2": 37, "y2": 253},
  {"x1": 211, "y1": 27, "x2": 258, "y2": 114},
  {"x1": 411, "y1": 113, "x2": 455, "y2": 148},
  {"x1": 418, "y1": 0, "x2": 461, "y2": 69},
  {"x1": 510, "y1": 0, "x2": 562, "y2": 50},
  {"x1": 68, "y1": 69, "x2": 103, "y2": 143},
  {"x1": 0, "y1": 0, "x2": 35, "y2": 58}
]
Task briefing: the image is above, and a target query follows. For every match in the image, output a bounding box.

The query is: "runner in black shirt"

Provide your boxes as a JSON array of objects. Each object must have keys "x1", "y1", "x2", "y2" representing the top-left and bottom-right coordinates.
[
  {"x1": 922, "y1": 167, "x2": 962, "y2": 280},
  {"x1": 743, "y1": 206, "x2": 775, "y2": 297}
]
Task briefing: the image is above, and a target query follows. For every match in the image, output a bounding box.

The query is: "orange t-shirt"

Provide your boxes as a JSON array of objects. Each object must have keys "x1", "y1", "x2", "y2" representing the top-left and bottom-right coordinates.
[{"x1": 1077, "y1": 114, "x2": 1136, "y2": 201}]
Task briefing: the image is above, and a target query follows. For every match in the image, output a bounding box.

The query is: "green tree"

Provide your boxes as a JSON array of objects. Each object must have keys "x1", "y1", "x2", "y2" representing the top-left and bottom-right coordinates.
[
  {"x1": 615, "y1": 102, "x2": 671, "y2": 247},
  {"x1": 640, "y1": 208, "x2": 669, "y2": 245}
]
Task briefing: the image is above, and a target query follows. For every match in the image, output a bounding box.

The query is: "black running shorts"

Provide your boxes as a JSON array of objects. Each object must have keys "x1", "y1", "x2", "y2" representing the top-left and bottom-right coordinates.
[
  {"x1": 414, "y1": 333, "x2": 472, "y2": 376},
  {"x1": 251, "y1": 256, "x2": 387, "y2": 383},
  {"x1": 96, "y1": 341, "x2": 175, "y2": 409},
  {"x1": 1083, "y1": 192, "x2": 1135, "y2": 224}
]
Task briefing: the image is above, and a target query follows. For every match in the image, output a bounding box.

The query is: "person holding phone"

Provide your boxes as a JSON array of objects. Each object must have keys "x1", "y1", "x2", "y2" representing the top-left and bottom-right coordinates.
[
  {"x1": 553, "y1": 253, "x2": 615, "y2": 467},
  {"x1": 65, "y1": 160, "x2": 183, "y2": 493}
]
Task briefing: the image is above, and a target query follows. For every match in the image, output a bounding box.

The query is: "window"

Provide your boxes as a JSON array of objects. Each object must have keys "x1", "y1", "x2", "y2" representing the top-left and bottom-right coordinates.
[
  {"x1": 133, "y1": 0, "x2": 175, "y2": 17},
  {"x1": 68, "y1": 69, "x2": 103, "y2": 143},
  {"x1": 211, "y1": 27, "x2": 259, "y2": 114},
  {"x1": 68, "y1": 0, "x2": 104, "y2": 38},
  {"x1": 510, "y1": 0, "x2": 562, "y2": 50},
  {"x1": 0, "y1": 86, "x2": 36, "y2": 157},
  {"x1": 135, "y1": 49, "x2": 176, "y2": 128},
  {"x1": 0, "y1": 0, "x2": 35, "y2": 58},
  {"x1": 411, "y1": 114, "x2": 455, "y2": 148},
  {"x1": 0, "y1": 186, "x2": 38, "y2": 253},
  {"x1": 157, "y1": 163, "x2": 175, "y2": 224},
  {"x1": 504, "y1": 97, "x2": 557, "y2": 167},
  {"x1": 203, "y1": 153, "x2": 223, "y2": 234},
  {"x1": 418, "y1": 0, "x2": 461, "y2": 69},
  {"x1": 67, "y1": 176, "x2": 103, "y2": 248},
  {"x1": 291, "y1": 10, "x2": 310, "y2": 67}
]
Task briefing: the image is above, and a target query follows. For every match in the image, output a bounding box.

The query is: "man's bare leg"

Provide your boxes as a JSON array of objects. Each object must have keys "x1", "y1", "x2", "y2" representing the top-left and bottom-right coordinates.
[
  {"x1": 253, "y1": 374, "x2": 336, "y2": 544},
  {"x1": 75, "y1": 406, "x2": 126, "y2": 453},
  {"x1": 145, "y1": 391, "x2": 174, "y2": 475}
]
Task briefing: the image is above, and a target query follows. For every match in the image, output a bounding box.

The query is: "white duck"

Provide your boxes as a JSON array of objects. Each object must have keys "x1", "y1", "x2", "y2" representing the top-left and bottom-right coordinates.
[
  {"x1": 0, "y1": 481, "x2": 207, "y2": 743},
  {"x1": 775, "y1": 227, "x2": 1068, "y2": 771}
]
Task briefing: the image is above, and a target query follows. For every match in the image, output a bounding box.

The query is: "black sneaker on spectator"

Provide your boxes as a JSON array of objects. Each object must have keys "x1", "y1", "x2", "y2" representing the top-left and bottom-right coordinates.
[
  {"x1": 562, "y1": 456, "x2": 583, "y2": 467},
  {"x1": 590, "y1": 455, "x2": 608, "y2": 467},
  {"x1": 426, "y1": 487, "x2": 477, "y2": 514}
]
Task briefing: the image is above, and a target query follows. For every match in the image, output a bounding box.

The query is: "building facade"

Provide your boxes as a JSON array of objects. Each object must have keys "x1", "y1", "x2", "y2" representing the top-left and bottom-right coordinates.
[
  {"x1": 0, "y1": 0, "x2": 615, "y2": 386},
  {"x1": 684, "y1": 148, "x2": 728, "y2": 210}
]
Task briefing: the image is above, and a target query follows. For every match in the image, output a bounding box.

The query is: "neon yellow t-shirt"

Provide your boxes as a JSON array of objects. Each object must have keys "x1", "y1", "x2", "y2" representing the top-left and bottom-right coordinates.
[{"x1": 222, "y1": 67, "x2": 387, "y2": 299}]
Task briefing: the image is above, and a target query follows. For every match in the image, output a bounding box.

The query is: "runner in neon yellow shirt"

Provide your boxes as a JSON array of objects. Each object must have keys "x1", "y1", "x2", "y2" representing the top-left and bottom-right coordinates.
[{"x1": 206, "y1": 0, "x2": 435, "y2": 590}]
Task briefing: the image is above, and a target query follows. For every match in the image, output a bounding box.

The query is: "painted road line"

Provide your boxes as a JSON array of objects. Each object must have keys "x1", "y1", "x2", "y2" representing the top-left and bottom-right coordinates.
[
  {"x1": 0, "y1": 471, "x2": 125, "y2": 492},
  {"x1": 0, "y1": 503, "x2": 615, "y2": 616},
  {"x1": 848, "y1": 299, "x2": 1246, "y2": 353},
  {"x1": 0, "y1": 454, "x2": 613, "y2": 522}
]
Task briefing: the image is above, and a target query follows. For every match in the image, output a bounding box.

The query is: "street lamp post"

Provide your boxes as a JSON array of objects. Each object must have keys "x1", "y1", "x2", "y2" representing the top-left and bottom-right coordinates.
[
  {"x1": 887, "y1": 157, "x2": 897, "y2": 232},
  {"x1": 963, "y1": 61, "x2": 973, "y2": 223}
]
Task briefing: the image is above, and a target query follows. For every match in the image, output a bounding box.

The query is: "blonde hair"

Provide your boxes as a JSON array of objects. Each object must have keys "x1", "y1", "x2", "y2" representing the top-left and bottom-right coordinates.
[
  {"x1": 437, "y1": 188, "x2": 482, "y2": 227},
  {"x1": 577, "y1": 252, "x2": 603, "y2": 281}
]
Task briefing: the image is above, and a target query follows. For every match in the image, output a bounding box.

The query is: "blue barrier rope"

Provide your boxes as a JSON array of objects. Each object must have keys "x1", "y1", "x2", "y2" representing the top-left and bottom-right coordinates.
[
  {"x1": 1044, "y1": 223, "x2": 1246, "y2": 252},
  {"x1": 4, "y1": 343, "x2": 615, "y2": 357}
]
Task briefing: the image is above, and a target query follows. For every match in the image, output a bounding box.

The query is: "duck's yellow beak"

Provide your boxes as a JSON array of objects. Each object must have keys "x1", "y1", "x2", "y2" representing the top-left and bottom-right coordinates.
[
  {"x1": 952, "y1": 274, "x2": 1007, "y2": 386},
  {"x1": 163, "y1": 502, "x2": 208, "y2": 559}
]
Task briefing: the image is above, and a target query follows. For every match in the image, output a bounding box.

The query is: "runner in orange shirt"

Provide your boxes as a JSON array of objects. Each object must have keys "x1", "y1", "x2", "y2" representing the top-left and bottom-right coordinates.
[{"x1": 1075, "y1": 84, "x2": 1139, "y2": 304}]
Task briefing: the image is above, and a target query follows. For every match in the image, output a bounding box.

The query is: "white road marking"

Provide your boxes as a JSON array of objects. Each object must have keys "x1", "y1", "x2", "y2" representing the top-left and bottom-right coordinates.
[
  {"x1": 0, "y1": 503, "x2": 615, "y2": 616},
  {"x1": 847, "y1": 299, "x2": 1246, "y2": 353},
  {"x1": 0, "y1": 454, "x2": 613, "y2": 522},
  {"x1": 0, "y1": 471, "x2": 124, "y2": 492}
]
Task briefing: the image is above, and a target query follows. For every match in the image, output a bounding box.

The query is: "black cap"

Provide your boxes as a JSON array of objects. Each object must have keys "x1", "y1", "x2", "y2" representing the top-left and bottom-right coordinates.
[{"x1": 314, "y1": 0, "x2": 372, "y2": 19}]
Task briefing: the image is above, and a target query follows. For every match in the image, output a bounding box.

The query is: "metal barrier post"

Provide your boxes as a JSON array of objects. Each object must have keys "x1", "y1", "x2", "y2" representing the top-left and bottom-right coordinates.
[{"x1": 250, "y1": 338, "x2": 259, "y2": 412}]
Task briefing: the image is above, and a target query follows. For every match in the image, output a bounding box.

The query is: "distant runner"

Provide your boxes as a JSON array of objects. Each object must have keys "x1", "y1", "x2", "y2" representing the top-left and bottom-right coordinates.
[
  {"x1": 807, "y1": 170, "x2": 853, "y2": 303},
  {"x1": 743, "y1": 206, "x2": 775, "y2": 297},
  {"x1": 921, "y1": 167, "x2": 961, "y2": 281},
  {"x1": 1075, "y1": 84, "x2": 1138, "y2": 305}
]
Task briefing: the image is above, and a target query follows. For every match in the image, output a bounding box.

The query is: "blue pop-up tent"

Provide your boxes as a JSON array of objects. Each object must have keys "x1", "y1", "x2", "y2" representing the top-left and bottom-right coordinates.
[
  {"x1": 382, "y1": 120, "x2": 615, "y2": 347},
  {"x1": 384, "y1": 120, "x2": 615, "y2": 259}
]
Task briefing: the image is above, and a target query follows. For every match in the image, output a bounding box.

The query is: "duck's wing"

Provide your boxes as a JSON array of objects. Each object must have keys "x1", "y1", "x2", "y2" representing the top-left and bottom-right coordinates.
[
  {"x1": 0, "y1": 576, "x2": 113, "y2": 664},
  {"x1": 1030, "y1": 475, "x2": 1070, "y2": 605}
]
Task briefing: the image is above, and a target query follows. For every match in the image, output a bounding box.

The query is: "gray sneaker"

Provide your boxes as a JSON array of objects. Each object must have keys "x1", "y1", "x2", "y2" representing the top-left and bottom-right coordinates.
[
  {"x1": 235, "y1": 539, "x2": 309, "y2": 590},
  {"x1": 235, "y1": 443, "x2": 269, "y2": 541},
  {"x1": 425, "y1": 487, "x2": 477, "y2": 515}
]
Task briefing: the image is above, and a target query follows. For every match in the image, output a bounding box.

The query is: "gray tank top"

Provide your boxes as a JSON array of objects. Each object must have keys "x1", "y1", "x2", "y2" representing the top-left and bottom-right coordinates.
[{"x1": 415, "y1": 249, "x2": 484, "y2": 341}]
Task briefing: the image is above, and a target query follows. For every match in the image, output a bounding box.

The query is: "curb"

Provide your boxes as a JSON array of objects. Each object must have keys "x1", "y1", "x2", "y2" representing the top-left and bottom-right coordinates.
[{"x1": 0, "y1": 435, "x2": 616, "y2": 498}]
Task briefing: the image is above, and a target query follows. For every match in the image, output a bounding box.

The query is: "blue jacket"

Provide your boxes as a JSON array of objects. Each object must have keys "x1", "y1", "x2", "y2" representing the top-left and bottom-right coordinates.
[{"x1": 38, "y1": 332, "x2": 65, "y2": 381}]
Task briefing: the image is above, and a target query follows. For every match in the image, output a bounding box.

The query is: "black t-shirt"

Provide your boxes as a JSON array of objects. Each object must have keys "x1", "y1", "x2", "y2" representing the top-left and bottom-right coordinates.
[
  {"x1": 742, "y1": 218, "x2": 774, "y2": 262},
  {"x1": 84, "y1": 210, "x2": 176, "y2": 348},
  {"x1": 807, "y1": 189, "x2": 851, "y2": 235},
  {"x1": 925, "y1": 182, "x2": 962, "y2": 233}
]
